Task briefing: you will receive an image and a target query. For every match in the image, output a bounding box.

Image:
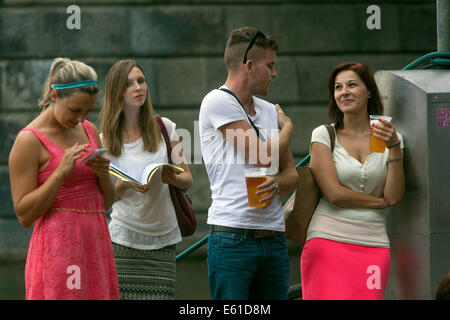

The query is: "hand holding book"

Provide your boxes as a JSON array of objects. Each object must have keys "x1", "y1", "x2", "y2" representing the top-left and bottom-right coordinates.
[
  {"x1": 109, "y1": 162, "x2": 184, "y2": 187},
  {"x1": 161, "y1": 165, "x2": 179, "y2": 185},
  {"x1": 119, "y1": 180, "x2": 149, "y2": 194}
]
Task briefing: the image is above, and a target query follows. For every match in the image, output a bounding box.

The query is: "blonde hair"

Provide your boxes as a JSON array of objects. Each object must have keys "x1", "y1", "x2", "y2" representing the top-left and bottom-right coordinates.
[
  {"x1": 38, "y1": 57, "x2": 98, "y2": 110},
  {"x1": 100, "y1": 59, "x2": 160, "y2": 157},
  {"x1": 224, "y1": 26, "x2": 279, "y2": 73}
]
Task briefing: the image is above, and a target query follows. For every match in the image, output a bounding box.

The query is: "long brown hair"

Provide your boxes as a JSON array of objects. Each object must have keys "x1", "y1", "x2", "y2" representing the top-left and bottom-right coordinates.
[
  {"x1": 100, "y1": 60, "x2": 160, "y2": 157},
  {"x1": 328, "y1": 62, "x2": 384, "y2": 130}
]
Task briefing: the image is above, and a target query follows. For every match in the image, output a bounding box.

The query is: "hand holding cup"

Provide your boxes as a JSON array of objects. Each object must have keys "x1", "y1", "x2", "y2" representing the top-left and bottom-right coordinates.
[{"x1": 370, "y1": 115, "x2": 399, "y2": 152}]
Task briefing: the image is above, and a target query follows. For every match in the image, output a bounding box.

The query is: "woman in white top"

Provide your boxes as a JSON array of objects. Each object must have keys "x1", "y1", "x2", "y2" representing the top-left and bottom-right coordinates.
[
  {"x1": 300, "y1": 62, "x2": 405, "y2": 300},
  {"x1": 100, "y1": 60, "x2": 193, "y2": 300}
]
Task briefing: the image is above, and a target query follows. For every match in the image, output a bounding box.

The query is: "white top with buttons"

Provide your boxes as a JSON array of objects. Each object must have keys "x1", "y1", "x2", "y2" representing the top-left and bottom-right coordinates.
[{"x1": 306, "y1": 124, "x2": 404, "y2": 248}]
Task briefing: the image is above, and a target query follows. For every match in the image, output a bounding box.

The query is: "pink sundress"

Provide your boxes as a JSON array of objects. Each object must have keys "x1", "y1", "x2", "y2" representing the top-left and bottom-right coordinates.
[{"x1": 20, "y1": 120, "x2": 119, "y2": 300}]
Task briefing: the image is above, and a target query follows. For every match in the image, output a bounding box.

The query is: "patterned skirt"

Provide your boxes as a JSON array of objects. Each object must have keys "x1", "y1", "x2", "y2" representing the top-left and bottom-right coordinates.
[{"x1": 112, "y1": 242, "x2": 176, "y2": 300}]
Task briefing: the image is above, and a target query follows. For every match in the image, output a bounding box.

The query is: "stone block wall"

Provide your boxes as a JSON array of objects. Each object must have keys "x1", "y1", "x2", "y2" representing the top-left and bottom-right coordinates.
[{"x1": 0, "y1": 0, "x2": 437, "y2": 260}]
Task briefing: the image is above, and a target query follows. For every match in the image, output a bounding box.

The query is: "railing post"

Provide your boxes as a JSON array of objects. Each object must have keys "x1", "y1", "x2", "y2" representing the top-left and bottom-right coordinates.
[{"x1": 437, "y1": 0, "x2": 450, "y2": 51}]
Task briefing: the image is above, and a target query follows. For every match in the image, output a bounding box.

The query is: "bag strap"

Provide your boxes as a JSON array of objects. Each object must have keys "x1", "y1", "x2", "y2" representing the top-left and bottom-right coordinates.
[
  {"x1": 154, "y1": 114, "x2": 173, "y2": 164},
  {"x1": 325, "y1": 124, "x2": 336, "y2": 153},
  {"x1": 155, "y1": 114, "x2": 189, "y2": 194},
  {"x1": 219, "y1": 87, "x2": 262, "y2": 140}
]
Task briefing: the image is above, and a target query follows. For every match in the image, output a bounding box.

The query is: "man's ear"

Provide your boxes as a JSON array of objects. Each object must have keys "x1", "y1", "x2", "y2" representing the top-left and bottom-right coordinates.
[{"x1": 244, "y1": 59, "x2": 255, "y2": 73}]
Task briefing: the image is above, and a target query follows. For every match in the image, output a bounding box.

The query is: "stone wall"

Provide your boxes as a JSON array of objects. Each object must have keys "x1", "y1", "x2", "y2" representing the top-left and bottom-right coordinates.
[{"x1": 0, "y1": 0, "x2": 437, "y2": 260}]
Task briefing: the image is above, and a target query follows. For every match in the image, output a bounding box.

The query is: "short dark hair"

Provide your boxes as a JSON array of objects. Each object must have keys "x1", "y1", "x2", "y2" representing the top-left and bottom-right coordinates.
[
  {"x1": 224, "y1": 26, "x2": 279, "y2": 73},
  {"x1": 328, "y1": 62, "x2": 384, "y2": 130}
]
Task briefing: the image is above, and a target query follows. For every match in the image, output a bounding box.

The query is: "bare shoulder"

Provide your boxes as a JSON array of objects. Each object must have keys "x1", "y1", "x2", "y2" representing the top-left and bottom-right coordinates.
[
  {"x1": 9, "y1": 130, "x2": 41, "y2": 164},
  {"x1": 13, "y1": 129, "x2": 41, "y2": 151}
]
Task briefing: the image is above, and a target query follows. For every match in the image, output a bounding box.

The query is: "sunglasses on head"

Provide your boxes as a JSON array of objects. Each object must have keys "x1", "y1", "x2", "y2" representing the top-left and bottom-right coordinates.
[{"x1": 242, "y1": 30, "x2": 266, "y2": 64}]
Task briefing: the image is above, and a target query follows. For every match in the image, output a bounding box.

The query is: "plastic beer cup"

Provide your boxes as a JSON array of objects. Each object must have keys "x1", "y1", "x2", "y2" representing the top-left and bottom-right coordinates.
[
  {"x1": 370, "y1": 115, "x2": 392, "y2": 153},
  {"x1": 244, "y1": 168, "x2": 268, "y2": 208}
]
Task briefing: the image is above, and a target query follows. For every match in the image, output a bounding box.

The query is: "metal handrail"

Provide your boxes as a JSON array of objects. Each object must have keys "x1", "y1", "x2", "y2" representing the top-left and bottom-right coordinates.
[
  {"x1": 176, "y1": 234, "x2": 209, "y2": 262},
  {"x1": 296, "y1": 154, "x2": 310, "y2": 168},
  {"x1": 402, "y1": 51, "x2": 450, "y2": 70}
]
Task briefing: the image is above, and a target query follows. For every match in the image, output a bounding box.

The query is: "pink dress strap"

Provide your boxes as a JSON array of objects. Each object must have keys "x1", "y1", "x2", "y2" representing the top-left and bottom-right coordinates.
[
  {"x1": 19, "y1": 126, "x2": 57, "y2": 149},
  {"x1": 18, "y1": 127, "x2": 61, "y2": 174},
  {"x1": 81, "y1": 120, "x2": 99, "y2": 150},
  {"x1": 19, "y1": 120, "x2": 98, "y2": 151}
]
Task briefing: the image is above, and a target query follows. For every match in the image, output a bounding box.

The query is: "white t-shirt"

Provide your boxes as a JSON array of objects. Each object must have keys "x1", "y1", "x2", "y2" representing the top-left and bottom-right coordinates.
[
  {"x1": 199, "y1": 86, "x2": 284, "y2": 232},
  {"x1": 104, "y1": 117, "x2": 182, "y2": 250},
  {"x1": 306, "y1": 124, "x2": 405, "y2": 247}
]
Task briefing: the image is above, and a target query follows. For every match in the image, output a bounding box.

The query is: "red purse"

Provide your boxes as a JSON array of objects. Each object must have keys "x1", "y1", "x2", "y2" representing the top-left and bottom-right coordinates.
[{"x1": 155, "y1": 115, "x2": 197, "y2": 237}]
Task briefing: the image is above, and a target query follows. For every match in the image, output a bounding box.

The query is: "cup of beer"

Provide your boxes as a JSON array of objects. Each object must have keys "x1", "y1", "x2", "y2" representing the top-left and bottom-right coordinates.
[
  {"x1": 244, "y1": 168, "x2": 268, "y2": 208},
  {"x1": 369, "y1": 115, "x2": 392, "y2": 153}
]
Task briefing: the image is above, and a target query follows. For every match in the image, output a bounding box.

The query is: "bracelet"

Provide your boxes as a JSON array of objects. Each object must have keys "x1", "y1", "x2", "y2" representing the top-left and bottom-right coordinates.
[
  {"x1": 387, "y1": 140, "x2": 401, "y2": 149},
  {"x1": 387, "y1": 156, "x2": 402, "y2": 163},
  {"x1": 274, "y1": 177, "x2": 280, "y2": 194}
]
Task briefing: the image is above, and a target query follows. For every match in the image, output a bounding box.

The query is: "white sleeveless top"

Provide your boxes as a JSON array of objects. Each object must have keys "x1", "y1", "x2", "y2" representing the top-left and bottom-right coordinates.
[{"x1": 102, "y1": 117, "x2": 182, "y2": 250}]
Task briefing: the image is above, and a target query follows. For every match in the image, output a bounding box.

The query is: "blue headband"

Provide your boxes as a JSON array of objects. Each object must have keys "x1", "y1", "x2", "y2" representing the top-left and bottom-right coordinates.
[{"x1": 51, "y1": 80, "x2": 98, "y2": 90}]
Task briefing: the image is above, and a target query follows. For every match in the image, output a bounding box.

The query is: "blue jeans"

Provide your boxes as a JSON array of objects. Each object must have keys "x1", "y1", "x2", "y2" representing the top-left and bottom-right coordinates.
[{"x1": 207, "y1": 229, "x2": 290, "y2": 300}]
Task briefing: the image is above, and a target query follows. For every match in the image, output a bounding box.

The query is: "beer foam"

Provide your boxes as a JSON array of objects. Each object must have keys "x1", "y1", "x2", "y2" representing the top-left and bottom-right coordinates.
[
  {"x1": 244, "y1": 168, "x2": 267, "y2": 177},
  {"x1": 245, "y1": 172, "x2": 266, "y2": 178}
]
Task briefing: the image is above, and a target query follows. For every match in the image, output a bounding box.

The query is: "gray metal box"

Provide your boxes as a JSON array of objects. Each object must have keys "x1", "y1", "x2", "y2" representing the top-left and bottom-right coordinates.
[{"x1": 375, "y1": 69, "x2": 450, "y2": 299}]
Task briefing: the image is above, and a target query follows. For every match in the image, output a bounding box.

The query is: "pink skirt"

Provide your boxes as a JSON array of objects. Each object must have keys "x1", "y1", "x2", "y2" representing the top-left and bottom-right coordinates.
[{"x1": 300, "y1": 238, "x2": 390, "y2": 300}]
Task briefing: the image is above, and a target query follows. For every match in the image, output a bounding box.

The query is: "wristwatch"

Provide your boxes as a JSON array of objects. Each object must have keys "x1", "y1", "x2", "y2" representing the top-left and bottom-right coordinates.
[{"x1": 274, "y1": 177, "x2": 280, "y2": 194}]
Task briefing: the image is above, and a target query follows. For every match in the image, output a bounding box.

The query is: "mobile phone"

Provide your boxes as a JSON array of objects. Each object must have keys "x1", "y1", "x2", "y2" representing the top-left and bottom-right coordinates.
[{"x1": 81, "y1": 148, "x2": 108, "y2": 164}]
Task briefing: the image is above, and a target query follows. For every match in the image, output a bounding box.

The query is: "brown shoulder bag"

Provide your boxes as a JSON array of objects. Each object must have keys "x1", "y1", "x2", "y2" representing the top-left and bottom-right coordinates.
[
  {"x1": 283, "y1": 124, "x2": 335, "y2": 245},
  {"x1": 155, "y1": 114, "x2": 197, "y2": 237}
]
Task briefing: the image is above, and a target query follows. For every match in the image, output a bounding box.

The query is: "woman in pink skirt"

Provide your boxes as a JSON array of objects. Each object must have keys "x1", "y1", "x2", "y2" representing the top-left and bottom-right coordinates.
[
  {"x1": 300, "y1": 62, "x2": 405, "y2": 300},
  {"x1": 8, "y1": 58, "x2": 119, "y2": 299}
]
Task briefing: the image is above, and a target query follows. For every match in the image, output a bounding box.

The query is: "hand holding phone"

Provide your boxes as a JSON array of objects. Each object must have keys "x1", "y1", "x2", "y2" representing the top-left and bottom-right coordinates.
[{"x1": 81, "y1": 148, "x2": 108, "y2": 164}]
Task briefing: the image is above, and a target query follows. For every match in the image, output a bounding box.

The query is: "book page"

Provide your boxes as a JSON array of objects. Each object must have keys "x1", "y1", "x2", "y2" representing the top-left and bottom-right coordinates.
[
  {"x1": 141, "y1": 163, "x2": 184, "y2": 185},
  {"x1": 109, "y1": 163, "x2": 184, "y2": 186},
  {"x1": 109, "y1": 163, "x2": 141, "y2": 185}
]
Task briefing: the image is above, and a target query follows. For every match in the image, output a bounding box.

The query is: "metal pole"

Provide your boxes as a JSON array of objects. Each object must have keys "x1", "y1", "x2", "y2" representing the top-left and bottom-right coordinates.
[{"x1": 437, "y1": 0, "x2": 450, "y2": 51}]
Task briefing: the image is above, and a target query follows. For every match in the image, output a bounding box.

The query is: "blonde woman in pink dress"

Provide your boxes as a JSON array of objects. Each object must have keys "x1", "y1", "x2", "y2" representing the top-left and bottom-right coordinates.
[{"x1": 8, "y1": 58, "x2": 119, "y2": 300}]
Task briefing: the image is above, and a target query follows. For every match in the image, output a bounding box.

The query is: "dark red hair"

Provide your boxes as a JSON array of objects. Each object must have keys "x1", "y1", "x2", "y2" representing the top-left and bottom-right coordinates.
[
  {"x1": 328, "y1": 62, "x2": 384, "y2": 130},
  {"x1": 435, "y1": 272, "x2": 450, "y2": 300}
]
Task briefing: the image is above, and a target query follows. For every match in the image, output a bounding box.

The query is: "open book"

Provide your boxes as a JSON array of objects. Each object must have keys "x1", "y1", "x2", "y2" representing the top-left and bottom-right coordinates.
[{"x1": 109, "y1": 163, "x2": 184, "y2": 186}]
